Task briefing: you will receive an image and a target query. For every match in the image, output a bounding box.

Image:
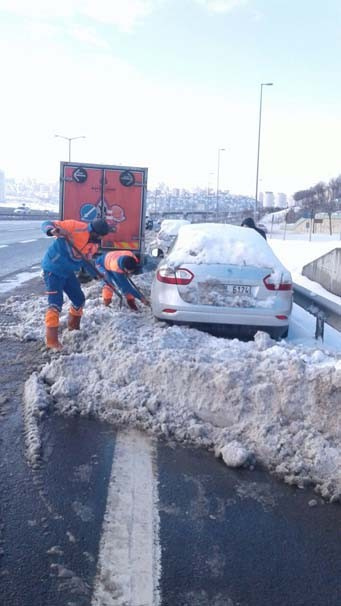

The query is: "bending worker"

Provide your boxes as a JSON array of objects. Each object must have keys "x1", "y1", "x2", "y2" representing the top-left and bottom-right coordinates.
[
  {"x1": 241, "y1": 217, "x2": 267, "y2": 240},
  {"x1": 41, "y1": 218, "x2": 110, "y2": 350},
  {"x1": 95, "y1": 250, "x2": 149, "y2": 310}
]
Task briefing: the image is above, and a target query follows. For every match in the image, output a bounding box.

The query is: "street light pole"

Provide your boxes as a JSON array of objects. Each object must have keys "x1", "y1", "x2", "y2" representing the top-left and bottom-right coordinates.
[
  {"x1": 54, "y1": 134, "x2": 86, "y2": 161},
  {"x1": 207, "y1": 171, "x2": 214, "y2": 210},
  {"x1": 255, "y1": 82, "x2": 273, "y2": 221},
  {"x1": 216, "y1": 148, "x2": 225, "y2": 215}
]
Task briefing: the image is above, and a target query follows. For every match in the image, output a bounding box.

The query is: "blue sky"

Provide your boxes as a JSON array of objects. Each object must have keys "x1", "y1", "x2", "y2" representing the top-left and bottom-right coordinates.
[{"x1": 1, "y1": 0, "x2": 341, "y2": 197}]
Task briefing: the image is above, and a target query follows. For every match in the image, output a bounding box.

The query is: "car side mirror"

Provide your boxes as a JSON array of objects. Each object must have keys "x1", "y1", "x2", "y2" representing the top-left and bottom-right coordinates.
[{"x1": 151, "y1": 248, "x2": 164, "y2": 258}]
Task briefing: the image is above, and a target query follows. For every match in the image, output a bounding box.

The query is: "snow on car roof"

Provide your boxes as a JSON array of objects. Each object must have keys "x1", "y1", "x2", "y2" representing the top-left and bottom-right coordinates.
[
  {"x1": 168, "y1": 223, "x2": 289, "y2": 273},
  {"x1": 159, "y1": 219, "x2": 190, "y2": 237}
]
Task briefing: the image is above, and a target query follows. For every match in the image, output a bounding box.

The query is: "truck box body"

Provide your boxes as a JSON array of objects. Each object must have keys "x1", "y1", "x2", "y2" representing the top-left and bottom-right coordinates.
[{"x1": 59, "y1": 162, "x2": 148, "y2": 263}]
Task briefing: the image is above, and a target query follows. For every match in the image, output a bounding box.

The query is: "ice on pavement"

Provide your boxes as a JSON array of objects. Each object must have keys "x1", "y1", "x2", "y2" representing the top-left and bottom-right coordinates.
[{"x1": 2, "y1": 264, "x2": 339, "y2": 503}]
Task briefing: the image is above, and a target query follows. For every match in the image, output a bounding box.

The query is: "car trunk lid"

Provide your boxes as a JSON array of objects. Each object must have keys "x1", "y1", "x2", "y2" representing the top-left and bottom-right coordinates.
[{"x1": 174, "y1": 263, "x2": 289, "y2": 308}]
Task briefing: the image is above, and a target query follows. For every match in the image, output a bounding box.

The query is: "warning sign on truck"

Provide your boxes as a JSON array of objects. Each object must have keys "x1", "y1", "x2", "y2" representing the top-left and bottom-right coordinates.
[{"x1": 59, "y1": 162, "x2": 148, "y2": 260}]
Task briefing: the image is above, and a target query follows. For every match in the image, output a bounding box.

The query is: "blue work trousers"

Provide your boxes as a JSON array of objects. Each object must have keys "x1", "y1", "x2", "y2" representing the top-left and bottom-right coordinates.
[{"x1": 43, "y1": 271, "x2": 85, "y2": 312}]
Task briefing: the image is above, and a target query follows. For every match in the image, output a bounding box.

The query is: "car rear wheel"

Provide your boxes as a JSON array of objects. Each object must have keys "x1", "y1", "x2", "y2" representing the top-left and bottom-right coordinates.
[{"x1": 269, "y1": 327, "x2": 289, "y2": 340}]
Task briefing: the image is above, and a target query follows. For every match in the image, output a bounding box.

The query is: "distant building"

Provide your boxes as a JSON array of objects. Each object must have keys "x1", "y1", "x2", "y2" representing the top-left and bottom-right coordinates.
[
  {"x1": 0, "y1": 170, "x2": 5, "y2": 203},
  {"x1": 275, "y1": 192, "x2": 287, "y2": 208},
  {"x1": 264, "y1": 191, "x2": 274, "y2": 208}
]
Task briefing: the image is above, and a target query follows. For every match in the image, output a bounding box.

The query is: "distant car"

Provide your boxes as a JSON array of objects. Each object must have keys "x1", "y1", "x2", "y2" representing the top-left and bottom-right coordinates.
[
  {"x1": 145, "y1": 217, "x2": 154, "y2": 230},
  {"x1": 149, "y1": 219, "x2": 190, "y2": 258},
  {"x1": 151, "y1": 223, "x2": 292, "y2": 339},
  {"x1": 152, "y1": 219, "x2": 161, "y2": 231},
  {"x1": 257, "y1": 223, "x2": 268, "y2": 234},
  {"x1": 14, "y1": 206, "x2": 30, "y2": 215}
]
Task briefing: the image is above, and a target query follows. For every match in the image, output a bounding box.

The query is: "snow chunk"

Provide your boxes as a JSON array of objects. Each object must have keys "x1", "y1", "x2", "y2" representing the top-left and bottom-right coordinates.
[
  {"x1": 23, "y1": 372, "x2": 51, "y2": 466},
  {"x1": 219, "y1": 442, "x2": 250, "y2": 468}
]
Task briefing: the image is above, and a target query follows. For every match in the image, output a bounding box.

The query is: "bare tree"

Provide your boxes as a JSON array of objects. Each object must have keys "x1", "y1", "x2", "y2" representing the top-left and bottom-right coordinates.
[
  {"x1": 325, "y1": 178, "x2": 340, "y2": 234},
  {"x1": 294, "y1": 174, "x2": 341, "y2": 235},
  {"x1": 293, "y1": 189, "x2": 310, "y2": 204}
]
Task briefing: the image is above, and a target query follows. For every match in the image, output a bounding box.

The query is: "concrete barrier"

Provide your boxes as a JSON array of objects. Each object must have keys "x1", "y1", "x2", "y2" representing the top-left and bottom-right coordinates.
[{"x1": 302, "y1": 248, "x2": 341, "y2": 297}]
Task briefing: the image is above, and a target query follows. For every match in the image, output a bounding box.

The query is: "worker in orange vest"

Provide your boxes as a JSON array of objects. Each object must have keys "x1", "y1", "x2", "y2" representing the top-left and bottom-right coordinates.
[
  {"x1": 95, "y1": 250, "x2": 149, "y2": 310},
  {"x1": 41, "y1": 218, "x2": 110, "y2": 349}
]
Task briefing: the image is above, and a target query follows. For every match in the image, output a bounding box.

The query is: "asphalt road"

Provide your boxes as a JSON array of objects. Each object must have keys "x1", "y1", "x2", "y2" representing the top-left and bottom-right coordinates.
[
  {"x1": 0, "y1": 220, "x2": 49, "y2": 280},
  {"x1": 0, "y1": 335, "x2": 341, "y2": 606}
]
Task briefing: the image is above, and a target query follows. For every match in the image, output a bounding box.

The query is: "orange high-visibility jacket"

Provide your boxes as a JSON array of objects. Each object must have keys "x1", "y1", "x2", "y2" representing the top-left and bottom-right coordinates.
[
  {"x1": 41, "y1": 219, "x2": 98, "y2": 277},
  {"x1": 104, "y1": 250, "x2": 139, "y2": 273}
]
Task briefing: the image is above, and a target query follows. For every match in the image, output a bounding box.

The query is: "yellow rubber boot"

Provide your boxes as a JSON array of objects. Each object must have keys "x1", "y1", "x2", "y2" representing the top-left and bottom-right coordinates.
[
  {"x1": 68, "y1": 306, "x2": 83, "y2": 331},
  {"x1": 45, "y1": 309, "x2": 62, "y2": 350},
  {"x1": 102, "y1": 285, "x2": 113, "y2": 307}
]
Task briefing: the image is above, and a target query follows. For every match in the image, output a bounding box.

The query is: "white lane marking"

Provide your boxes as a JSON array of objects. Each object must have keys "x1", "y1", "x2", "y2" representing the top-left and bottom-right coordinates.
[
  {"x1": 20, "y1": 239, "x2": 37, "y2": 243},
  {"x1": 0, "y1": 270, "x2": 41, "y2": 294},
  {"x1": 91, "y1": 429, "x2": 161, "y2": 606},
  {"x1": 0, "y1": 245, "x2": 8, "y2": 248}
]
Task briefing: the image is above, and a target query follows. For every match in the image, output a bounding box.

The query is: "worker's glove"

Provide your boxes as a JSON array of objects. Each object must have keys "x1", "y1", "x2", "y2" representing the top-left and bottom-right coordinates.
[
  {"x1": 126, "y1": 295, "x2": 138, "y2": 311},
  {"x1": 85, "y1": 243, "x2": 99, "y2": 259},
  {"x1": 49, "y1": 226, "x2": 70, "y2": 239},
  {"x1": 47, "y1": 226, "x2": 62, "y2": 237},
  {"x1": 47, "y1": 227, "x2": 58, "y2": 236}
]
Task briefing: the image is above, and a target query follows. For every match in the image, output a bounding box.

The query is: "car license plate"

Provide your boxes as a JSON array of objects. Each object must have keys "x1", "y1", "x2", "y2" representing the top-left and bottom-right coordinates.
[{"x1": 226, "y1": 284, "x2": 252, "y2": 295}]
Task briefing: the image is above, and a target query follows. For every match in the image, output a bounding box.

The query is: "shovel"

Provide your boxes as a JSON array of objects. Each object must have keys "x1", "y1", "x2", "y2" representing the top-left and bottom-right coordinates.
[{"x1": 60, "y1": 231, "x2": 124, "y2": 306}]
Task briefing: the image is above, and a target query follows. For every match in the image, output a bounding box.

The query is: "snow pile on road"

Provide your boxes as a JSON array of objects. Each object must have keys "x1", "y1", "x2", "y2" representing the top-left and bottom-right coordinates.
[
  {"x1": 5, "y1": 274, "x2": 341, "y2": 502},
  {"x1": 158, "y1": 219, "x2": 190, "y2": 238},
  {"x1": 23, "y1": 372, "x2": 51, "y2": 466}
]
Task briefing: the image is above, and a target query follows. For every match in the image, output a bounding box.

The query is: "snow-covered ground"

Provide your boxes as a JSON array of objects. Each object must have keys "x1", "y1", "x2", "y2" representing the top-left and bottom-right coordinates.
[
  {"x1": 2, "y1": 232, "x2": 341, "y2": 502},
  {"x1": 270, "y1": 235, "x2": 341, "y2": 305}
]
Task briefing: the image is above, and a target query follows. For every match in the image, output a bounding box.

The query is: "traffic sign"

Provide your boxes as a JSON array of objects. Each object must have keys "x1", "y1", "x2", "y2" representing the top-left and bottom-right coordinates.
[
  {"x1": 80, "y1": 203, "x2": 97, "y2": 221},
  {"x1": 73, "y1": 167, "x2": 88, "y2": 183},
  {"x1": 119, "y1": 170, "x2": 135, "y2": 187}
]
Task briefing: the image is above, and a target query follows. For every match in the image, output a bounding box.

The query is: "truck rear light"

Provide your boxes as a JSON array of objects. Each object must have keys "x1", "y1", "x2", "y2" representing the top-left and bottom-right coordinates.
[
  {"x1": 157, "y1": 267, "x2": 194, "y2": 285},
  {"x1": 263, "y1": 274, "x2": 292, "y2": 291},
  {"x1": 276, "y1": 315, "x2": 288, "y2": 320},
  {"x1": 162, "y1": 309, "x2": 177, "y2": 313}
]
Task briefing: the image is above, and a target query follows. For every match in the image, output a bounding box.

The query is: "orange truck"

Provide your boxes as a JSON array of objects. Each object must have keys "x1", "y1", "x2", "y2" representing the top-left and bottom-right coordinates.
[{"x1": 59, "y1": 162, "x2": 148, "y2": 266}]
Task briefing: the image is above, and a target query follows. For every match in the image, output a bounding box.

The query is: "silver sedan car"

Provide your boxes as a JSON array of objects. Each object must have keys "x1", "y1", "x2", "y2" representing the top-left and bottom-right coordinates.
[{"x1": 151, "y1": 223, "x2": 293, "y2": 339}]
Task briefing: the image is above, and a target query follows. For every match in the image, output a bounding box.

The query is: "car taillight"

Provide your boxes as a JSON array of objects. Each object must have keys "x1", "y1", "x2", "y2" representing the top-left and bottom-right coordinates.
[
  {"x1": 156, "y1": 267, "x2": 194, "y2": 285},
  {"x1": 263, "y1": 274, "x2": 292, "y2": 291}
]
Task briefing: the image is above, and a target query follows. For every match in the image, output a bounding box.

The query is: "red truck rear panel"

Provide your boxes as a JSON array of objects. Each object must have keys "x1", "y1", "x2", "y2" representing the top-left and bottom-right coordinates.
[{"x1": 59, "y1": 163, "x2": 148, "y2": 258}]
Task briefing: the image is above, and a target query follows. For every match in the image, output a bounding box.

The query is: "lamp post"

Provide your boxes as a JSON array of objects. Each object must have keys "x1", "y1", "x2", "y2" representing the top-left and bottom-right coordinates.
[
  {"x1": 54, "y1": 134, "x2": 86, "y2": 161},
  {"x1": 216, "y1": 148, "x2": 225, "y2": 215},
  {"x1": 255, "y1": 82, "x2": 273, "y2": 221},
  {"x1": 207, "y1": 171, "x2": 214, "y2": 210}
]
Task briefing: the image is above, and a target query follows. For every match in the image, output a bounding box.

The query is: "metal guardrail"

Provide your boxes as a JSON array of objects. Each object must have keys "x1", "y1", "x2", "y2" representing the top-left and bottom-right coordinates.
[
  {"x1": 293, "y1": 283, "x2": 341, "y2": 339},
  {"x1": 0, "y1": 213, "x2": 58, "y2": 220}
]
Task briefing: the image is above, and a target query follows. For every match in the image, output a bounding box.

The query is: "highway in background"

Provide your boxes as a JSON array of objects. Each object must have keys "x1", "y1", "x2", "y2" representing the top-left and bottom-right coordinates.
[{"x1": 0, "y1": 220, "x2": 49, "y2": 280}]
